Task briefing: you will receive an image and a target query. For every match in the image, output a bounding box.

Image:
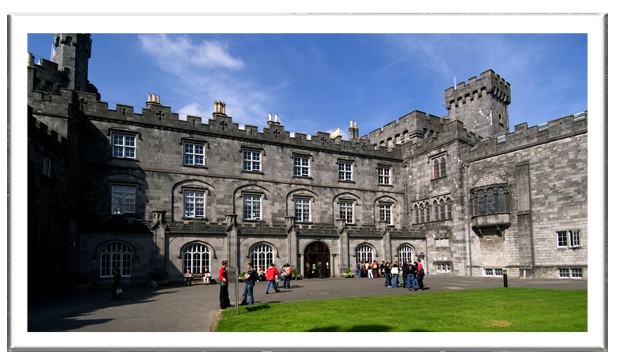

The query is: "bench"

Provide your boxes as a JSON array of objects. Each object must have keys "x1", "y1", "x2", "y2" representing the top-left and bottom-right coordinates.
[{"x1": 184, "y1": 273, "x2": 215, "y2": 286}]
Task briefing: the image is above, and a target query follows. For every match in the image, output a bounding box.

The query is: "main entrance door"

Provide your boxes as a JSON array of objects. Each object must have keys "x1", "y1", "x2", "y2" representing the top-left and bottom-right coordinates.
[{"x1": 304, "y1": 241, "x2": 331, "y2": 278}]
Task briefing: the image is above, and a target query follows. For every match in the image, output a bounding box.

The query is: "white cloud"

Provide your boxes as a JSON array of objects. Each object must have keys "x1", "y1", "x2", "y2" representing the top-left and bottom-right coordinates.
[{"x1": 138, "y1": 34, "x2": 244, "y2": 70}]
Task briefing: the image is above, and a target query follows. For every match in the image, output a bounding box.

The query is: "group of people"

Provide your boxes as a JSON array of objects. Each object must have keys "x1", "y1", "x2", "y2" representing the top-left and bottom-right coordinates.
[
  {"x1": 218, "y1": 261, "x2": 294, "y2": 308},
  {"x1": 356, "y1": 258, "x2": 426, "y2": 290}
]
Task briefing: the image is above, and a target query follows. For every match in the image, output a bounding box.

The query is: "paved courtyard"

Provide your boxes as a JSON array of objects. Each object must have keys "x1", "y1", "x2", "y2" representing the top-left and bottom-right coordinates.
[{"x1": 26, "y1": 275, "x2": 587, "y2": 333}]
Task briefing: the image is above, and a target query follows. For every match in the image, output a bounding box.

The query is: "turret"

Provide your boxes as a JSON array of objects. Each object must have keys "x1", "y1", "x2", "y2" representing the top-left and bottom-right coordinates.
[
  {"x1": 444, "y1": 69, "x2": 511, "y2": 139},
  {"x1": 53, "y1": 33, "x2": 92, "y2": 92}
]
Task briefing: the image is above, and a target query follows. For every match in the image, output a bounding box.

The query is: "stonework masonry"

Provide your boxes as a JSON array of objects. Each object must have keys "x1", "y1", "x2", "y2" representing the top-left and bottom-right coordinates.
[{"x1": 27, "y1": 34, "x2": 587, "y2": 293}]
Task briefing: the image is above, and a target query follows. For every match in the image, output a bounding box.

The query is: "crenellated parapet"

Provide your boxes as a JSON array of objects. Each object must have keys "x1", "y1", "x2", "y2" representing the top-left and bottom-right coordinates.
[
  {"x1": 28, "y1": 113, "x2": 68, "y2": 150},
  {"x1": 29, "y1": 88, "x2": 401, "y2": 160},
  {"x1": 408, "y1": 119, "x2": 483, "y2": 155},
  {"x1": 367, "y1": 110, "x2": 443, "y2": 148},
  {"x1": 444, "y1": 69, "x2": 511, "y2": 110},
  {"x1": 462, "y1": 112, "x2": 587, "y2": 161}
]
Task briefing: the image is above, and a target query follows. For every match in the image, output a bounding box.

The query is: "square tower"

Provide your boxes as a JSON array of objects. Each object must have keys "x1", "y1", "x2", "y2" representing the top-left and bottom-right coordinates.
[{"x1": 444, "y1": 69, "x2": 511, "y2": 139}]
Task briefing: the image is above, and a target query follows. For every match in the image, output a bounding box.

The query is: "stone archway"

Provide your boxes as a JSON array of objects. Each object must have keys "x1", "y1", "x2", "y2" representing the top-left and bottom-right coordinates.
[{"x1": 303, "y1": 241, "x2": 331, "y2": 279}]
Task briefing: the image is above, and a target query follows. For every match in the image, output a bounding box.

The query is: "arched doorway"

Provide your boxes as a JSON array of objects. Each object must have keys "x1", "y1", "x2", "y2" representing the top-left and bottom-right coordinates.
[{"x1": 303, "y1": 241, "x2": 331, "y2": 279}]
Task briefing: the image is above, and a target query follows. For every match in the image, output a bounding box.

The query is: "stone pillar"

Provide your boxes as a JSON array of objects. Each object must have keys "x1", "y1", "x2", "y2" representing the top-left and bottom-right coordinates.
[
  {"x1": 151, "y1": 211, "x2": 167, "y2": 276},
  {"x1": 285, "y1": 217, "x2": 298, "y2": 267},
  {"x1": 515, "y1": 162, "x2": 534, "y2": 275},
  {"x1": 226, "y1": 214, "x2": 238, "y2": 268}
]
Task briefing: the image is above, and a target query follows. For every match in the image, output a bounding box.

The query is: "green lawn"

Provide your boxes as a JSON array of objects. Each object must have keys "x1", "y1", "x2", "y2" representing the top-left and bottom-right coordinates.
[{"x1": 215, "y1": 288, "x2": 587, "y2": 332}]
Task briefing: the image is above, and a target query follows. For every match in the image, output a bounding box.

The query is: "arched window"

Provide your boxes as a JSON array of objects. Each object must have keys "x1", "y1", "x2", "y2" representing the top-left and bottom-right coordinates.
[
  {"x1": 424, "y1": 202, "x2": 430, "y2": 222},
  {"x1": 439, "y1": 199, "x2": 446, "y2": 220},
  {"x1": 250, "y1": 243, "x2": 274, "y2": 274},
  {"x1": 100, "y1": 242, "x2": 132, "y2": 277},
  {"x1": 486, "y1": 189, "x2": 496, "y2": 214},
  {"x1": 397, "y1": 244, "x2": 415, "y2": 264},
  {"x1": 356, "y1": 244, "x2": 374, "y2": 263},
  {"x1": 414, "y1": 204, "x2": 419, "y2": 224},
  {"x1": 477, "y1": 190, "x2": 487, "y2": 216},
  {"x1": 182, "y1": 243, "x2": 211, "y2": 274},
  {"x1": 440, "y1": 157, "x2": 447, "y2": 177},
  {"x1": 446, "y1": 198, "x2": 453, "y2": 219},
  {"x1": 419, "y1": 204, "x2": 425, "y2": 223},
  {"x1": 497, "y1": 188, "x2": 506, "y2": 213},
  {"x1": 433, "y1": 200, "x2": 439, "y2": 221},
  {"x1": 433, "y1": 159, "x2": 440, "y2": 179}
]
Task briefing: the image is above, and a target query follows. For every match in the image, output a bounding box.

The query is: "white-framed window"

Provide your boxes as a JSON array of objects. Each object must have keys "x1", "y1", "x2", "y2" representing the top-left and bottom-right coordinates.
[
  {"x1": 557, "y1": 230, "x2": 582, "y2": 248},
  {"x1": 183, "y1": 142, "x2": 205, "y2": 166},
  {"x1": 250, "y1": 243, "x2": 275, "y2": 274},
  {"x1": 355, "y1": 244, "x2": 374, "y2": 263},
  {"x1": 243, "y1": 193, "x2": 262, "y2": 221},
  {"x1": 484, "y1": 268, "x2": 503, "y2": 277},
  {"x1": 111, "y1": 185, "x2": 136, "y2": 215},
  {"x1": 559, "y1": 268, "x2": 583, "y2": 279},
  {"x1": 184, "y1": 189, "x2": 205, "y2": 218},
  {"x1": 338, "y1": 161, "x2": 353, "y2": 181},
  {"x1": 112, "y1": 133, "x2": 136, "y2": 159},
  {"x1": 42, "y1": 157, "x2": 52, "y2": 177},
  {"x1": 295, "y1": 197, "x2": 311, "y2": 223},
  {"x1": 100, "y1": 242, "x2": 132, "y2": 277},
  {"x1": 339, "y1": 200, "x2": 354, "y2": 224},
  {"x1": 378, "y1": 166, "x2": 391, "y2": 185},
  {"x1": 397, "y1": 244, "x2": 414, "y2": 264},
  {"x1": 182, "y1": 243, "x2": 211, "y2": 274},
  {"x1": 379, "y1": 203, "x2": 393, "y2": 225},
  {"x1": 243, "y1": 149, "x2": 261, "y2": 172},
  {"x1": 294, "y1": 155, "x2": 310, "y2": 177},
  {"x1": 435, "y1": 262, "x2": 451, "y2": 273}
]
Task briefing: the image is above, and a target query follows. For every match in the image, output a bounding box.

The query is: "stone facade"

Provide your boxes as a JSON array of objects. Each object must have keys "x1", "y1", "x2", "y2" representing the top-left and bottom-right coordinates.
[{"x1": 27, "y1": 34, "x2": 587, "y2": 292}]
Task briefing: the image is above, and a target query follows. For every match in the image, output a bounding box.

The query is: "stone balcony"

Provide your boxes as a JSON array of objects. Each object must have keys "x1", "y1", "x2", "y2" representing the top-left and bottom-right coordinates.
[{"x1": 471, "y1": 213, "x2": 511, "y2": 237}]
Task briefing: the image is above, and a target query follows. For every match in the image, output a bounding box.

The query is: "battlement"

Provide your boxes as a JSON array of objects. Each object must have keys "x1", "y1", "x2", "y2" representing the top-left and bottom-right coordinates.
[
  {"x1": 465, "y1": 112, "x2": 587, "y2": 161},
  {"x1": 409, "y1": 119, "x2": 483, "y2": 155},
  {"x1": 35, "y1": 88, "x2": 401, "y2": 160},
  {"x1": 367, "y1": 110, "x2": 443, "y2": 148},
  {"x1": 28, "y1": 114, "x2": 68, "y2": 149},
  {"x1": 444, "y1": 69, "x2": 511, "y2": 110}
]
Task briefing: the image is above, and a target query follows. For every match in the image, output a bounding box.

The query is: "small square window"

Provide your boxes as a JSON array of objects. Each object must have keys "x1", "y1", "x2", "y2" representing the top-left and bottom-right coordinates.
[
  {"x1": 112, "y1": 133, "x2": 136, "y2": 159},
  {"x1": 243, "y1": 149, "x2": 262, "y2": 172}
]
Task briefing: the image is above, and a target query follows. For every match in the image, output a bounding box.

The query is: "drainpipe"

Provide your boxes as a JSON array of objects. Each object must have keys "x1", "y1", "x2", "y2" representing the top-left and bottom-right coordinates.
[{"x1": 463, "y1": 163, "x2": 473, "y2": 277}]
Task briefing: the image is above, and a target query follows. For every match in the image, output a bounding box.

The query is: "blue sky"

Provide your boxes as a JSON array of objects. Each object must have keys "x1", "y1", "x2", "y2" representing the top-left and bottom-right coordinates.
[{"x1": 27, "y1": 33, "x2": 587, "y2": 138}]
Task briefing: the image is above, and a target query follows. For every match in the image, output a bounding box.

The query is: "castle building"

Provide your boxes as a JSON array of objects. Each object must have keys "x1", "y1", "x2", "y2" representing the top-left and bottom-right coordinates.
[{"x1": 27, "y1": 34, "x2": 587, "y2": 293}]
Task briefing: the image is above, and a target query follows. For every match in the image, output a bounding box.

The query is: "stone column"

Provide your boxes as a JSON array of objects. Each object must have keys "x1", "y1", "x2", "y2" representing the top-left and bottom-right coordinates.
[
  {"x1": 226, "y1": 214, "x2": 238, "y2": 268},
  {"x1": 151, "y1": 211, "x2": 167, "y2": 276}
]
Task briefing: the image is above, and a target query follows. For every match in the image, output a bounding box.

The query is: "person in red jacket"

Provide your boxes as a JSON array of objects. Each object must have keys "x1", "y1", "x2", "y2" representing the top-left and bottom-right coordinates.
[
  {"x1": 218, "y1": 260, "x2": 231, "y2": 309},
  {"x1": 265, "y1": 262, "x2": 281, "y2": 294}
]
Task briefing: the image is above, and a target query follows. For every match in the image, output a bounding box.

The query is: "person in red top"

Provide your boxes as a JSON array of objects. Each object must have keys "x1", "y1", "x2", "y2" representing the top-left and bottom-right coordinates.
[
  {"x1": 416, "y1": 258, "x2": 425, "y2": 290},
  {"x1": 265, "y1": 262, "x2": 281, "y2": 294},
  {"x1": 218, "y1": 260, "x2": 231, "y2": 309}
]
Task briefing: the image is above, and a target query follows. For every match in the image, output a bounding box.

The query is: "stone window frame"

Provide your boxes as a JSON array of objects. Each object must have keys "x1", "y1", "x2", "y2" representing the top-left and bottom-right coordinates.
[
  {"x1": 338, "y1": 199, "x2": 355, "y2": 225},
  {"x1": 337, "y1": 158, "x2": 354, "y2": 182},
  {"x1": 110, "y1": 184, "x2": 137, "y2": 215},
  {"x1": 471, "y1": 184, "x2": 509, "y2": 217},
  {"x1": 42, "y1": 157, "x2": 52, "y2": 177},
  {"x1": 430, "y1": 153, "x2": 447, "y2": 180},
  {"x1": 99, "y1": 241, "x2": 133, "y2": 278},
  {"x1": 483, "y1": 268, "x2": 504, "y2": 277},
  {"x1": 242, "y1": 192, "x2": 263, "y2": 221},
  {"x1": 556, "y1": 230, "x2": 582, "y2": 249},
  {"x1": 242, "y1": 147, "x2": 263, "y2": 173},
  {"x1": 183, "y1": 188, "x2": 207, "y2": 219},
  {"x1": 434, "y1": 262, "x2": 452, "y2": 273},
  {"x1": 294, "y1": 196, "x2": 312, "y2": 223},
  {"x1": 292, "y1": 153, "x2": 312, "y2": 178},
  {"x1": 558, "y1": 268, "x2": 583, "y2": 279},
  {"x1": 182, "y1": 138, "x2": 208, "y2": 167},
  {"x1": 378, "y1": 202, "x2": 394, "y2": 226},
  {"x1": 377, "y1": 164, "x2": 392, "y2": 185},
  {"x1": 110, "y1": 129, "x2": 139, "y2": 159}
]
